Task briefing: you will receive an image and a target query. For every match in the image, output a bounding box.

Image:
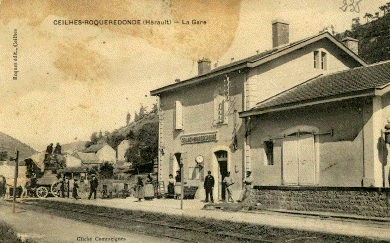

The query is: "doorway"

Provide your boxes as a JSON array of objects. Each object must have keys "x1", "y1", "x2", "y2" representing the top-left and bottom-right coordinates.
[
  {"x1": 215, "y1": 150, "x2": 228, "y2": 200},
  {"x1": 282, "y1": 133, "x2": 316, "y2": 185},
  {"x1": 174, "y1": 153, "x2": 182, "y2": 182}
]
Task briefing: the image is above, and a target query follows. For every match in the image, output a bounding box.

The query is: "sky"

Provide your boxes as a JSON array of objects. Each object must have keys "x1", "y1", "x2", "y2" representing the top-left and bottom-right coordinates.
[{"x1": 0, "y1": 0, "x2": 388, "y2": 151}]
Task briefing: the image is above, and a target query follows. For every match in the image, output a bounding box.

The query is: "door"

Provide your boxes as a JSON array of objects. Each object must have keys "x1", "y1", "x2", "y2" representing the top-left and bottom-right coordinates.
[
  {"x1": 282, "y1": 137, "x2": 299, "y2": 185},
  {"x1": 282, "y1": 134, "x2": 316, "y2": 185},
  {"x1": 215, "y1": 150, "x2": 228, "y2": 200},
  {"x1": 298, "y1": 135, "x2": 316, "y2": 185}
]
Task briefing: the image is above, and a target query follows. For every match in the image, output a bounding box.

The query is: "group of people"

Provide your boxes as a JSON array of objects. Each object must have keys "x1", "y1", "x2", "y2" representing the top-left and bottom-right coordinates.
[
  {"x1": 58, "y1": 174, "x2": 99, "y2": 200},
  {"x1": 46, "y1": 143, "x2": 62, "y2": 155},
  {"x1": 134, "y1": 173, "x2": 154, "y2": 201},
  {"x1": 203, "y1": 170, "x2": 253, "y2": 203}
]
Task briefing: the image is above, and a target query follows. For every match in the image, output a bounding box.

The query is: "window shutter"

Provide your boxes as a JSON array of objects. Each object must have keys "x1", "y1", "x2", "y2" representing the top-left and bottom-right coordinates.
[
  {"x1": 174, "y1": 101, "x2": 183, "y2": 130},
  {"x1": 169, "y1": 153, "x2": 174, "y2": 176}
]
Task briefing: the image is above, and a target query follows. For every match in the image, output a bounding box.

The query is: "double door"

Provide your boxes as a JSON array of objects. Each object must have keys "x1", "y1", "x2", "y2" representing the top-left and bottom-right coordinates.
[{"x1": 282, "y1": 134, "x2": 316, "y2": 185}]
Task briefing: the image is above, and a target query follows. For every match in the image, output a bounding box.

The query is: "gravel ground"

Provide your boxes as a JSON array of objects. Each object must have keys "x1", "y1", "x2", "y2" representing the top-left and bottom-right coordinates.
[{"x1": 8, "y1": 199, "x2": 388, "y2": 243}]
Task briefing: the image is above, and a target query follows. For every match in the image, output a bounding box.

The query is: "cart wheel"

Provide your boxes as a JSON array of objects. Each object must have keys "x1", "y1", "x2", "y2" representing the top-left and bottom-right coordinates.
[
  {"x1": 51, "y1": 182, "x2": 61, "y2": 197},
  {"x1": 36, "y1": 186, "x2": 49, "y2": 198}
]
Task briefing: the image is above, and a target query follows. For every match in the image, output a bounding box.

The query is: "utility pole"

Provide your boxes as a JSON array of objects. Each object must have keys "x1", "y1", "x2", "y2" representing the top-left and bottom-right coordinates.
[
  {"x1": 180, "y1": 157, "x2": 184, "y2": 210},
  {"x1": 12, "y1": 150, "x2": 19, "y2": 213}
]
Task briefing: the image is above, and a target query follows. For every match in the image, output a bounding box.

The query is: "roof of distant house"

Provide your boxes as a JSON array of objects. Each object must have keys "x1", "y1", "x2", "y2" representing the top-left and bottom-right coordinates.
[
  {"x1": 240, "y1": 60, "x2": 390, "y2": 117},
  {"x1": 84, "y1": 143, "x2": 113, "y2": 153},
  {"x1": 73, "y1": 151, "x2": 100, "y2": 164},
  {"x1": 150, "y1": 32, "x2": 366, "y2": 96}
]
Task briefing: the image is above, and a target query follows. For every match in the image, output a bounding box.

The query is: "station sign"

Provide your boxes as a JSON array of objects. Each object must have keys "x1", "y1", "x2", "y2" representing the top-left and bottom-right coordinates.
[{"x1": 181, "y1": 132, "x2": 217, "y2": 145}]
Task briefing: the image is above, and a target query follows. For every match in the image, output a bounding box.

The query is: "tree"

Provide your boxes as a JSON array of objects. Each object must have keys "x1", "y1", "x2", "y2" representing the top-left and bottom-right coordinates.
[
  {"x1": 379, "y1": 5, "x2": 386, "y2": 16},
  {"x1": 126, "y1": 112, "x2": 131, "y2": 125},
  {"x1": 152, "y1": 103, "x2": 158, "y2": 113},
  {"x1": 364, "y1": 13, "x2": 370, "y2": 23},
  {"x1": 99, "y1": 162, "x2": 114, "y2": 179},
  {"x1": 126, "y1": 130, "x2": 135, "y2": 140},
  {"x1": 0, "y1": 151, "x2": 8, "y2": 161},
  {"x1": 138, "y1": 104, "x2": 146, "y2": 120}
]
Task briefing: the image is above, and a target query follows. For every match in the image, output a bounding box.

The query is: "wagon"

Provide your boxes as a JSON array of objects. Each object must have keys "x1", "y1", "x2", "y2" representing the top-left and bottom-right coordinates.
[{"x1": 25, "y1": 153, "x2": 65, "y2": 198}]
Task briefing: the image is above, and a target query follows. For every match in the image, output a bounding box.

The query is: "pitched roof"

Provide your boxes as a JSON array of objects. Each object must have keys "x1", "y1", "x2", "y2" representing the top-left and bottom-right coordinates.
[
  {"x1": 84, "y1": 143, "x2": 112, "y2": 153},
  {"x1": 73, "y1": 151, "x2": 100, "y2": 164},
  {"x1": 240, "y1": 61, "x2": 390, "y2": 117},
  {"x1": 150, "y1": 32, "x2": 366, "y2": 96}
]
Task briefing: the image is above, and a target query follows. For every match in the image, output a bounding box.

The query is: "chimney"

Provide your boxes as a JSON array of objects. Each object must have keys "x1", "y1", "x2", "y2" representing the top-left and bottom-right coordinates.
[
  {"x1": 342, "y1": 37, "x2": 359, "y2": 55},
  {"x1": 197, "y1": 58, "x2": 211, "y2": 75},
  {"x1": 272, "y1": 19, "x2": 289, "y2": 48}
]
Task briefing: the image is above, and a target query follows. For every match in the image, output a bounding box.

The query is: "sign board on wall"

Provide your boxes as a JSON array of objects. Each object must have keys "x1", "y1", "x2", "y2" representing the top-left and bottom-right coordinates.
[{"x1": 181, "y1": 132, "x2": 217, "y2": 145}]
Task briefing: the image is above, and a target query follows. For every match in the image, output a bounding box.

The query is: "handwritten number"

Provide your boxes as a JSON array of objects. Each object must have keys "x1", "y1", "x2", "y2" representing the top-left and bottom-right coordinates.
[{"x1": 340, "y1": 0, "x2": 362, "y2": 13}]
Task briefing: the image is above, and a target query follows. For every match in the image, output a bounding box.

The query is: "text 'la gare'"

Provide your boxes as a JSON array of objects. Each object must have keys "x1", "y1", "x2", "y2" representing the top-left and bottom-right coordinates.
[{"x1": 182, "y1": 19, "x2": 207, "y2": 25}]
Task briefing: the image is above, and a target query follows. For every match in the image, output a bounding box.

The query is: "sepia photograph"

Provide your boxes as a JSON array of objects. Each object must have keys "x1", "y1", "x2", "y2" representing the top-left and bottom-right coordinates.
[{"x1": 1, "y1": 0, "x2": 390, "y2": 242}]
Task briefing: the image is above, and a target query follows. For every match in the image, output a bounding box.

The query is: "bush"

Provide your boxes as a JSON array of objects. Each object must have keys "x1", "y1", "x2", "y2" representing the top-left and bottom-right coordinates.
[{"x1": 0, "y1": 221, "x2": 35, "y2": 242}]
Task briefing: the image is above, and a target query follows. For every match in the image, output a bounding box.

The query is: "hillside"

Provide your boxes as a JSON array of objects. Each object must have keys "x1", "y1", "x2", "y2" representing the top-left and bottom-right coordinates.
[
  {"x1": 336, "y1": 14, "x2": 390, "y2": 64},
  {"x1": 84, "y1": 110, "x2": 158, "y2": 173},
  {"x1": 0, "y1": 131, "x2": 36, "y2": 160}
]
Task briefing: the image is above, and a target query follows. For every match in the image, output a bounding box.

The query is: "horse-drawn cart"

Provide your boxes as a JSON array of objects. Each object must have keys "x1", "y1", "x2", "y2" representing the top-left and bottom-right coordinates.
[{"x1": 25, "y1": 153, "x2": 64, "y2": 198}]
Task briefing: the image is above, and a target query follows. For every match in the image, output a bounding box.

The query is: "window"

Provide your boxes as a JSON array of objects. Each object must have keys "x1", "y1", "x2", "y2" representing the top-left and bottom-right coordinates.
[
  {"x1": 174, "y1": 100, "x2": 183, "y2": 130},
  {"x1": 314, "y1": 50, "x2": 327, "y2": 70},
  {"x1": 314, "y1": 51, "x2": 320, "y2": 69},
  {"x1": 264, "y1": 141, "x2": 274, "y2": 165},
  {"x1": 321, "y1": 52, "x2": 327, "y2": 70}
]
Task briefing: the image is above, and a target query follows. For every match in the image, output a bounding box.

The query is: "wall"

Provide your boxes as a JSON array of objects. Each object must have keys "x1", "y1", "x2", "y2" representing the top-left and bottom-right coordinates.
[
  {"x1": 96, "y1": 145, "x2": 116, "y2": 163},
  {"x1": 117, "y1": 140, "x2": 130, "y2": 162},
  {"x1": 158, "y1": 70, "x2": 246, "y2": 199},
  {"x1": 247, "y1": 39, "x2": 362, "y2": 108},
  {"x1": 248, "y1": 98, "x2": 369, "y2": 187},
  {"x1": 247, "y1": 187, "x2": 390, "y2": 217}
]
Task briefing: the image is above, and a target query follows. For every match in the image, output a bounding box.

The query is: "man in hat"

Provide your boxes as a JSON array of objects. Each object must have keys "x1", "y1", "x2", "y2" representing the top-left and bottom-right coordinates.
[
  {"x1": 204, "y1": 171, "x2": 215, "y2": 203},
  {"x1": 88, "y1": 175, "x2": 99, "y2": 200}
]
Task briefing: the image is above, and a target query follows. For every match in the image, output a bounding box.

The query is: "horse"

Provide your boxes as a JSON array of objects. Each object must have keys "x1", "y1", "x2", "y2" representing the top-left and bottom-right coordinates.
[{"x1": 3, "y1": 177, "x2": 30, "y2": 199}]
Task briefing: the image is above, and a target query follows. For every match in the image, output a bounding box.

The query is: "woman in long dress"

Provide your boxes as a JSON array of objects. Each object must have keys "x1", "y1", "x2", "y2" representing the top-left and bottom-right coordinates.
[
  {"x1": 134, "y1": 176, "x2": 144, "y2": 202},
  {"x1": 167, "y1": 174, "x2": 175, "y2": 198}
]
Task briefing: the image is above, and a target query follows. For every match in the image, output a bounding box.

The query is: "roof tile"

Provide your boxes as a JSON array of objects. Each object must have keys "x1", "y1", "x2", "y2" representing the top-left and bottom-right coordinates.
[{"x1": 254, "y1": 61, "x2": 390, "y2": 111}]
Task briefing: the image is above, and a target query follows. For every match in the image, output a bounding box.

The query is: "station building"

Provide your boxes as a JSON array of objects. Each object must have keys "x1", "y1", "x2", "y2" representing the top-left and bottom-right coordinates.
[{"x1": 151, "y1": 20, "x2": 372, "y2": 200}]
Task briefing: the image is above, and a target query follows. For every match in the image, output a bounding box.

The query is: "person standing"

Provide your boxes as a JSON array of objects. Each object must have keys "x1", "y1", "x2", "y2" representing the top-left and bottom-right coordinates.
[
  {"x1": 46, "y1": 143, "x2": 53, "y2": 154},
  {"x1": 167, "y1": 174, "x2": 175, "y2": 198},
  {"x1": 238, "y1": 171, "x2": 253, "y2": 202},
  {"x1": 54, "y1": 143, "x2": 62, "y2": 154},
  {"x1": 73, "y1": 179, "x2": 80, "y2": 200},
  {"x1": 223, "y1": 171, "x2": 234, "y2": 203},
  {"x1": 134, "y1": 176, "x2": 144, "y2": 202},
  {"x1": 88, "y1": 175, "x2": 99, "y2": 200},
  {"x1": 204, "y1": 171, "x2": 215, "y2": 203}
]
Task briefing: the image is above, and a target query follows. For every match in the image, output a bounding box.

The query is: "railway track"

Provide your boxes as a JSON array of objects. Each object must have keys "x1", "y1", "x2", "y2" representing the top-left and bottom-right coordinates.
[{"x1": 1, "y1": 199, "x2": 385, "y2": 243}]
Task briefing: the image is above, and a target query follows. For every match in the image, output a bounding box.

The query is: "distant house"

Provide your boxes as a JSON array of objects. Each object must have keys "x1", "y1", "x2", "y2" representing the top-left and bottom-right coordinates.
[
  {"x1": 116, "y1": 139, "x2": 136, "y2": 162},
  {"x1": 73, "y1": 151, "x2": 100, "y2": 166},
  {"x1": 63, "y1": 153, "x2": 82, "y2": 168},
  {"x1": 0, "y1": 160, "x2": 27, "y2": 180},
  {"x1": 83, "y1": 143, "x2": 116, "y2": 164}
]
